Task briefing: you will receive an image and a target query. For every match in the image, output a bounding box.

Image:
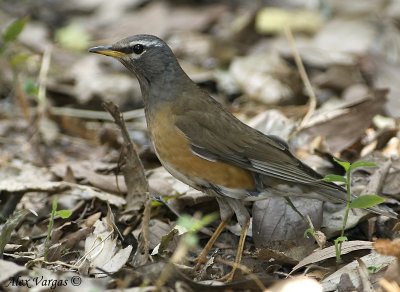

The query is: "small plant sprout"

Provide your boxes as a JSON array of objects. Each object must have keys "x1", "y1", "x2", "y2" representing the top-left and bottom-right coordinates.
[
  {"x1": 44, "y1": 199, "x2": 72, "y2": 260},
  {"x1": 323, "y1": 158, "x2": 385, "y2": 263}
]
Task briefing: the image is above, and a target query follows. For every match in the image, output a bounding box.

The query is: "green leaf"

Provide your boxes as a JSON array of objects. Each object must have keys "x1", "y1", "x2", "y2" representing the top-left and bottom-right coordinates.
[
  {"x1": 304, "y1": 228, "x2": 315, "y2": 238},
  {"x1": 177, "y1": 213, "x2": 217, "y2": 233},
  {"x1": 10, "y1": 53, "x2": 30, "y2": 67},
  {"x1": 323, "y1": 174, "x2": 347, "y2": 183},
  {"x1": 199, "y1": 213, "x2": 218, "y2": 228},
  {"x1": 367, "y1": 265, "x2": 384, "y2": 274},
  {"x1": 151, "y1": 200, "x2": 163, "y2": 207},
  {"x1": 55, "y1": 23, "x2": 90, "y2": 51},
  {"x1": 23, "y1": 78, "x2": 39, "y2": 96},
  {"x1": 2, "y1": 17, "x2": 29, "y2": 43},
  {"x1": 334, "y1": 236, "x2": 348, "y2": 244},
  {"x1": 183, "y1": 233, "x2": 198, "y2": 248},
  {"x1": 333, "y1": 158, "x2": 351, "y2": 172},
  {"x1": 350, "y1": 161, "x2": 378, "y2": 171},
  {"x1": 177, "y1": 214, "x2": 195, "y2": 231},
  {"x1": 349, "y1": 194, "x2": 385, "y2": 209},
  {"x1": 56, "y1": 209, "x2": 72, "y2": 219}
]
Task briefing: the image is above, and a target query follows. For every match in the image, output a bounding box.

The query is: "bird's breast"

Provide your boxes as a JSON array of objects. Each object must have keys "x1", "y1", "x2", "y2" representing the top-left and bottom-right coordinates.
[{"x1": 147, "y1": 105, "x2": 255, "y2": 190}]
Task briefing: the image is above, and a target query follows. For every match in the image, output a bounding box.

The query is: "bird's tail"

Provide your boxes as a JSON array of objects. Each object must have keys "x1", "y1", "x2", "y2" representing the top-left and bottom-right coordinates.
[{"x1": 316, "y1": 185, "x2": 398, "y2": 219}]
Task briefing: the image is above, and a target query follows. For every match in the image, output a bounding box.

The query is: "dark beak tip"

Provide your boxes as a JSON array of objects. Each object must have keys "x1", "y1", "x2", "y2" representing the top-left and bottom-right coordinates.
[{"x1": 88, "y1": 45, "x2": 112, "y2": 53}]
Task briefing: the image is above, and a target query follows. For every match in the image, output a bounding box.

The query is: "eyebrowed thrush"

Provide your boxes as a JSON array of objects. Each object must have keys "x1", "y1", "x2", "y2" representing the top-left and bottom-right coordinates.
[{"x1": 89, "y1": 34, "x2": 397, "y2": 281}]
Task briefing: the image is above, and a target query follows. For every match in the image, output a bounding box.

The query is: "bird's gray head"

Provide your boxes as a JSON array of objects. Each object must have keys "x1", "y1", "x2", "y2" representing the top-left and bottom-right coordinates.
[{"x1": 89, "y1": 34, "x2": 183, "y2": 91}]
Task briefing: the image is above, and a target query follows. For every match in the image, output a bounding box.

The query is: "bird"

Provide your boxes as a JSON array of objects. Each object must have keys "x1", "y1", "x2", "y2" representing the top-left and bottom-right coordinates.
[{"x1": 89, "y1": 34, "x2": 397, "y2": 281}]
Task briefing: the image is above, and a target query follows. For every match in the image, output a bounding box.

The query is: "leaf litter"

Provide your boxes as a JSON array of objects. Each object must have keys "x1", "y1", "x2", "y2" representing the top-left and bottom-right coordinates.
[{"x1": 0, "y1": 0, "x2": 400, "y2": 291}]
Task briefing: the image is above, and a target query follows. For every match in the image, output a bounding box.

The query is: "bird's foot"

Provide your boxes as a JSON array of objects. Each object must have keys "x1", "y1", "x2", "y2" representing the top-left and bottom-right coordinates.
[
  {"x1": 194, "y1": 255, "x2": 207, "y2": 271},
  {"x1": 219, "y1": 269, "x2": 237, "y2": 283}
]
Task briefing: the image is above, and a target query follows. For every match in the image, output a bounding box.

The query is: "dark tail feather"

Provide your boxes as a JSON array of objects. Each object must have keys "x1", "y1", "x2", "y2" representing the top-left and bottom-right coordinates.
[
  {"x1": 366, "y1": 204, "x2": 398, "y2": 219},
  {"x1": 316, "y1": 185, "x2": 398, "y2": 219}
]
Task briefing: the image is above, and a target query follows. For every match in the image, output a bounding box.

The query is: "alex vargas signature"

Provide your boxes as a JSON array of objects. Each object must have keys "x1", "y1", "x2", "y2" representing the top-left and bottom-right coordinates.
[{"x1": 6, "y1": 276, "x2": 69, "y2": 289}]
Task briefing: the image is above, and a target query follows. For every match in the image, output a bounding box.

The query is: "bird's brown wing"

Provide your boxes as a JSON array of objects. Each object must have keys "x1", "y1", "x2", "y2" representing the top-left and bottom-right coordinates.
[
  {"x1": 174, "y1": 93, "x2": 399, "y2": 218},
  {"x1": 173, "y1": 94, "x2": 341, "y2": 193}
]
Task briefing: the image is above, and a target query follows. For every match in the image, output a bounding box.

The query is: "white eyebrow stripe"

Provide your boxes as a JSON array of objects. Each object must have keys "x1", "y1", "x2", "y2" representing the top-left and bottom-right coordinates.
[{"x1": 129, "y1": 40, "x2": 163, "y2": 47}]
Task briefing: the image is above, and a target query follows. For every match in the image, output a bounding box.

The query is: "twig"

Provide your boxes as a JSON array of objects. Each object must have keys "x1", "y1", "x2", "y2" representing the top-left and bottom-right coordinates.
[
  {"x1": 49, "y1": 106, "x2": 145, "y2": 121},
  {"x1": 102, "y1": 101, "x2": 149, "y2": 207},
  {"x1": 214, "y1": 257, "x2": 267, "y2": 291},
  {"x1": 27, "y1": 258, "x2": 80, "y2": 270},
  {"x1": 102, "y1": 101, "x2": 151, "y2": 266},
  {"x1": 132, "y1": 197, "x2": 151, "y2": 266},
  {"x1": 357, "y1": 258, "x2": 374, "y2": 292},
  {"x1": 37, "y1": 45, "x2": 52, "y2": 110},
  {"x1": 284, "y1": 27, "x2": 317, "y2": 130}
]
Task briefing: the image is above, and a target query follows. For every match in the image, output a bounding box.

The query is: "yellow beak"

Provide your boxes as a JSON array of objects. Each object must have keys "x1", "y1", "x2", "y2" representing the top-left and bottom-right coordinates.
[{"x1": 88, "y1": 45, "x2": 126, "y2": 58}]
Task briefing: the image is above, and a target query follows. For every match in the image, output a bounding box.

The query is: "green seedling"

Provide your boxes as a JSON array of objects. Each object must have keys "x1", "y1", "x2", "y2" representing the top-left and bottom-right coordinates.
[
  {"x1": 323, "y1": 158, "x2": 384, "y2": 263},
  {"x1": 44, "y1": 199, "x2": 72, "y2": 260}
]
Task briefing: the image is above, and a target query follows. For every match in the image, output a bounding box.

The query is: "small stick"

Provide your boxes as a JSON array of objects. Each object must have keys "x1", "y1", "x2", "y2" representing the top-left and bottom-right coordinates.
[
  {"x1": 215, "y1": 257, "x2": 267, "y2": 291},
  {"x1": 37, "y1": 45, "x2": 52, "y2": 109},
  {"x1": 284, "y1": 27, "x2": 317, "y2": 130},
  {"x1": 49, "y1": 107, "x2": 145, "y2": 121},
  {"x1": 102, "y1": 101, "x2": 151, "y2": 266}
]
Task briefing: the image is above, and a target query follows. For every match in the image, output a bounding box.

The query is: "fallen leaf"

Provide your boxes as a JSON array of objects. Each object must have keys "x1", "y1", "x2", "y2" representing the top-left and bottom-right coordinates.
[
  {"x1": 0, "y1": 160, "x2": 69, "y2": 193},
  {"x1": 230, "y1": 50, "x2": 302, "y2": 105},
  {"x1": 253, "y1": 197, "x2": 323, "y2": 262},
  {"x1": 292, "y1": 241, "x2": 373, "y2": 272},
  {"x1": 295, "y1": 90, "x2": 387, "y2": 153},
  {"x1": 247, "y1": 109, "x2": 295, "y2": 141},
  {"x1": 321, "y1": 252, "x2": 395, "y2": 291},
  {"x1": 84, "y1": 219, "x2": 132, "y2": 275}
]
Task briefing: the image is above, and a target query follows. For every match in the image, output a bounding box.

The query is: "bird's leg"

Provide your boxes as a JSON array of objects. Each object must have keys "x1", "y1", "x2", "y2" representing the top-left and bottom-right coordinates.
[
  {"x1": 219, "y1": 219, "x2": 250, "y2": 282},
  {"x1": 195, "y1": 195, "x2": 233, "y2": 269},
  {"x1": 195, "y1": 218, "x2": 228, "y2": 267}
]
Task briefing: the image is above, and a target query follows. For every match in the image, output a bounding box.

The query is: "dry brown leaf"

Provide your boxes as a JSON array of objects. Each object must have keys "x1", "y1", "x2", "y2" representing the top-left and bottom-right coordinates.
[
  {"x1": 68, "y1": 185, "x2": 126, "y2": 207},
  {"x1": 230, "y1": 50, "x2": 302, "y2": 105},
  {"x1": 51, "y1": 160, "x2": 127, "y2": 194},
  {"x1": 148, "y1": 167, "x2": 190, "y2": 196},
  {"x1": 295, "y1": 90, "x2": 387, "y2": 153},
  {"x1": 0, "y1": 161, "x2": 69, "y2": 193},
  {"x1": 321, "y1": 252, "x2": 396, "y2": 291},
  {"x1": 46, "y1": 224, "x2": 94, "y2": 262},
  {"x1": 145, "y1": 219, "x2": 173, "y2": 250},
  {"x1": 383, "y1": 170, "x2": 400, "y2": 199},
  {"x1": 292, "y1": 240, "x2": 373, "y2": 272},
  {"x1": 107, "y1": 2, "x2": 227, "y2": 40},
  {"x1": 247, "y1": 109, "x2": 295, "y2": 141},
  {"x1": 84, "y1": 219, "x2": 132, "y2": 276},
  {"x1": 253, "y1": 197, "x2": 322, "y2": 263}
]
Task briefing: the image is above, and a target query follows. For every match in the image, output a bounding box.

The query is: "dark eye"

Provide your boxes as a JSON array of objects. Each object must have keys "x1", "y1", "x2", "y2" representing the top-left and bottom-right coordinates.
[{"x1": 132, "y1": 44, "x2": 144, "y2": 54}]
